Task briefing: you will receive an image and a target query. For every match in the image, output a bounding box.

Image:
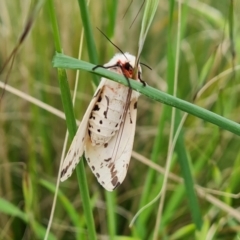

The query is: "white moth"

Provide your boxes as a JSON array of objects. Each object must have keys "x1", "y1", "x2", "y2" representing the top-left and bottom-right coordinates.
[{"x1": 60, "y1": 52, "x2": 144, "y2": 191}]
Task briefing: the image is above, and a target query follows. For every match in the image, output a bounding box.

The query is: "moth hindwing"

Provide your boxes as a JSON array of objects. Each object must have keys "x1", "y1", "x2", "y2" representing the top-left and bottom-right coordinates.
[{"x1": 60, "y1": 52, "x2": 143, "y2": 191}]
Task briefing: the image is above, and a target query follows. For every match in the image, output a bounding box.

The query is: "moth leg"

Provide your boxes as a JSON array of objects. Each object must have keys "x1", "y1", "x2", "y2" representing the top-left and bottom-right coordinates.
[
  {"x1": 138, "y1": 73, "x2": 147, "y2": 87},
  {"x1": 92, "y1": 64, "x2": 120, "y2": 71}
]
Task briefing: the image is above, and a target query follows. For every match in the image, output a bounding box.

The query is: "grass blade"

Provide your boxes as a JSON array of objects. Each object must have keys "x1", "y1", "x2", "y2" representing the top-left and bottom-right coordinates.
[{"x1": 53, "y1": 53, "x2": 240, "y2": 137}]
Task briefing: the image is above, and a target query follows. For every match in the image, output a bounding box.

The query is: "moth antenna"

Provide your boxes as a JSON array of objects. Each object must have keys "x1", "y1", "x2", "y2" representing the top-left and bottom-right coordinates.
[
  {"x1": 122, "y1": 0, "x2": 133, "y2": 19},
  {"x1": 96, "y1": 27, "x2": 127, "y2": 60},
  {"x1": 140, "y1": 62, "x2": 152, "y2": 70},
  {"x1": 129, "y1": 0, "x2": 146, "y2": 29}
]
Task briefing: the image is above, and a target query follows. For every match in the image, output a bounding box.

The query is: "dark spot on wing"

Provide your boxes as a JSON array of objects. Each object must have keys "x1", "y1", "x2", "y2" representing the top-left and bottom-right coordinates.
[
  {"x1": 115, "y1": 123, "x2": 118, "y2": 128},
  {"x1": 109, "y1": 163, "x2": 119, "y2": 188},
  {"x1": 104, "y1": 143, "x2": 108, "y2": 148},
  {"x1": 113, "y1": 182, "x2": 120, "y2": 190},
  {"x1": 97, "y1": 95, "x2": 102, "y2": 102},
  {"x1": 134, "y1": 101, "x2": 138, "y2": 109},
  {"x1": 60, "y1": 159, "x2": 73, "y2": 177},
  {"x1": 103, "y1": 111, "x2": 107, "y2": 118},
  {"x1": 96, "y1": 173, "x2": 100, "y2": 178},
  {"x1": 97, "y1": 129, "x2": 101, "y2": 132},
  {"x1": 129, "y1": 111, "x2": 133, "y2": 124},
  {"x1": 60, "y1": 169, "x2": 65, "y2": 177},
  {"x1": 104, "y1": 158, "x2": 111, "y2": 162},
  {"x1": 87, "y1": 158, "x2": 90, "y2": 162},
  {"x1": 91, "y1": 166, "x2": 95, "y2": 171},
  {"x1": 105, "y1": 95, "x2": 109, "y2": 104},
  {"x1": 104, "y1": 96, "x2": 110, "y2": 118},
  {"x1": 110, "y1": 163, "x2": 118, "y2": 178},
  {"x1": 111, "y1": 176, "x2": 119, "y2": 188},
  {"x1": 111, "y1": 169, "x2": 117, "y2": 178},
  {"x1": 93, "y1": 105, "x2": 100, "y2": 111},
  {"x1": 100, "y1": 120, "x2": 103, "y2": 124},
  {"x1": 108, "y1": 163, "x2": 114, "y2": 168}
]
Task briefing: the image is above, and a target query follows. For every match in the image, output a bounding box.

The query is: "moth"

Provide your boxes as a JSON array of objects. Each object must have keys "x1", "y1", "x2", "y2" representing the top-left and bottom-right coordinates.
[{"x1": 60, "y1": 52, "x2": 145, "y2": 191}]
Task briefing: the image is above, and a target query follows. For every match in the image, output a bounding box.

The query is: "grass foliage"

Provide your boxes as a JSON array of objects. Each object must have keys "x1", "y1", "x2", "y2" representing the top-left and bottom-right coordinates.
[{"x1": 1, "y1": 0, "x2": 240, "y2": 239}]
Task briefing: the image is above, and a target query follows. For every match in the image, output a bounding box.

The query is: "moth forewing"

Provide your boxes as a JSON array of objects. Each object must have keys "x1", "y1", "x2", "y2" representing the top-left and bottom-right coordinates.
[
  {"x1": 85, "y1": 90, "x2": 139, "y2": 191},
  {"x1": 60, "y1": 52, "x2": 143, "y2": 191},
  {"x1": 60, "y1": 79, "x2": 107, "y2": 181}
]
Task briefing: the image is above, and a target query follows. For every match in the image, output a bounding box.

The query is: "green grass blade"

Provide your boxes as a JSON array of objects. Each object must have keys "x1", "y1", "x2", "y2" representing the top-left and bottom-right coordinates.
[
  {"x1": 0, "y1": 198, "x2": 56, "y2": 240},
  {"x1": 47, "y1": 1, "x2": 97, "y2": 239},
  {"x1": 105, "y1": 192, "x2": 116, "y2": 239},
  {"x1": 137, "y1": 0, "x2": 159, "y2": 58},
  {"x1": 53, "y1": 53, "x2": 240, "y2": 137},
  {"x1": 40, "y1": 179, "x2": 83, "y2": 231},
  {"x1": 0, "y1": 198, "x2": 27, "y2": 222},
  {"x1": 77, "y1": 0, "x2": 98, "y2": 85},
  {"x1": 136, "y1": 105, "x2": 167, "y2": 236},
  {"x1": 106, "y1": 1, "x2": 118, "y2": 38},
  {"x1": 175, "y1": 110, "x2": 202, "y2": 230}
]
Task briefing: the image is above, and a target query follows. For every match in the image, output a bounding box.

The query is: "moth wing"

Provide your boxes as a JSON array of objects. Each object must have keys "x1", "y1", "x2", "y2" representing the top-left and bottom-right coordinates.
[
  {"x1": 60, "y1": 78, "x2": 107, "y2": 181},
  {"x1": 85, "y1": 97, "x2": 138, "y2": 191}
]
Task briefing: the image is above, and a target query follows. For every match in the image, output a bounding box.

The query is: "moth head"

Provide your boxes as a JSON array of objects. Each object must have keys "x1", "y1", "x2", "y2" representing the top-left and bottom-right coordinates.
[{"x1": 105, "y1": 52, "x2": 142, "y2": 80}]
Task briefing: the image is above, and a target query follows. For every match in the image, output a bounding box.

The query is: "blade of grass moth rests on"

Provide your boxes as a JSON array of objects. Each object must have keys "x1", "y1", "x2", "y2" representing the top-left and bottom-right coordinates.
[{"x1": 60, "y1": 52, "x2": 144, "y2": 191}]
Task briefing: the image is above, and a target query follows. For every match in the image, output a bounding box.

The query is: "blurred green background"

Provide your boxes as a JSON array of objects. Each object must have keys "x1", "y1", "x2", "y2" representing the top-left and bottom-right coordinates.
[{"x1": 1, "y1": 0, "x2": 240, "y2": 239}]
